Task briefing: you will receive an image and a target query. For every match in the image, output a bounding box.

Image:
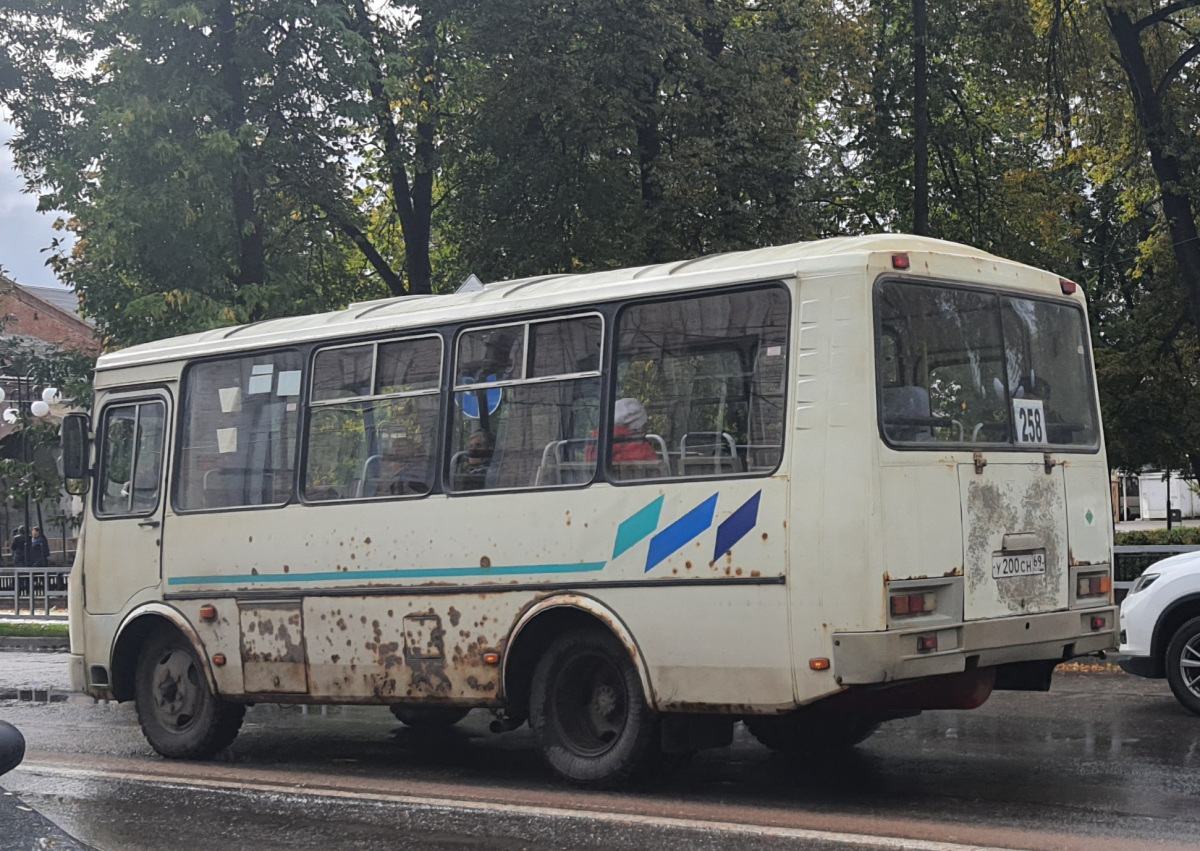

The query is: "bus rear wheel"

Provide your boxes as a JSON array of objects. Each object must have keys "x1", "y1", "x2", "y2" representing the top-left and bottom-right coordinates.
[
  {"x1": 745, "y1": 712, "x2": 880, "y2": 754},
  {"x1": 134, "y1": 629, "x2": 245, "y2": 759},
  {"x1": 529, "y1": 628, "x2": 659, "y2": 787},
  {"x1": 389, "y1": 706, "x2": 470, "y2": 728}
]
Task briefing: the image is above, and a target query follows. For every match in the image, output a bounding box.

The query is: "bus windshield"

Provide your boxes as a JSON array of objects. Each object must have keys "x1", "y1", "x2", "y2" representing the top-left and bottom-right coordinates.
[{"x1": 877, "y1": 279, "x2": 1099, "y2": 449}]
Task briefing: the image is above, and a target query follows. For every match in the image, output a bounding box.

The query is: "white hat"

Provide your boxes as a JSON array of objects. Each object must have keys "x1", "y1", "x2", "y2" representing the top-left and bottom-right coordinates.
[{"x1": 613, "y1": 398, "x2": 648, "y2": 431}]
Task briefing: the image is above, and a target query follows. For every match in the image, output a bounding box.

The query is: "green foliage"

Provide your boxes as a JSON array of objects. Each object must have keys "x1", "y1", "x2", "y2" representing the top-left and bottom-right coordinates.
[
  {"x1": 1115, "y1": 528, "x2": 1200, "y2": 547},
  {"x1": 0, "y1": 622, "x2": 70, "y2": 638},
  {"x1": 438, "y1": 0, "x2": 825, "y2": 283},
  {"x1": 2, "y1": 0, "x2": 1200, "y2": 483}
]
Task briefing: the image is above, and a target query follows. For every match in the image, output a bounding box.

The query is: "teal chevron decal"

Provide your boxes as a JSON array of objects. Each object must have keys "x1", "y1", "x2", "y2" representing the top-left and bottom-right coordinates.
[{"x1": 613, "y1": 495, "x2": 664, "y2": 559}]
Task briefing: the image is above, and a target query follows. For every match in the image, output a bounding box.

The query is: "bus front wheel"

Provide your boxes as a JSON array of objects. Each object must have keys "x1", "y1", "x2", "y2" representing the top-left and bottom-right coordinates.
[
  {"x1": 529, "y1": 628, "x2": 659, "y2": 787},
  {"x1": 134, "y1": 629, "x2": 245, "y2": 759}
]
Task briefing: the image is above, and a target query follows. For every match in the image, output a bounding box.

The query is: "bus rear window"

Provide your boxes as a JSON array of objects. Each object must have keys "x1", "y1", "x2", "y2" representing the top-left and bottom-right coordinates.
[{"x1": 876, "y1": 280, "x2": 1099, "y2": 449}]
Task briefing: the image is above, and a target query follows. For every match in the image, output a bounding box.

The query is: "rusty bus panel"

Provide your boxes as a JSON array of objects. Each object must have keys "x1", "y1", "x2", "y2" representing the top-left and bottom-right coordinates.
[
  {"x1": 239, "y1": 603, "x2": 308, "y2": 694},
  {"x1": 303, "y1": 595, "x2": 513, "y2": 703}
]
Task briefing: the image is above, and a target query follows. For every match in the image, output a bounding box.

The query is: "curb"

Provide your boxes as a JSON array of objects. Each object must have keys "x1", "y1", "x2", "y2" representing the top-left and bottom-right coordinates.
[
  {"x1": 0, "y1": 636, "x2": 70, "y2": 652},
  {"x1": 0, "y1": 689, "x2": 74, "y2": 702}
]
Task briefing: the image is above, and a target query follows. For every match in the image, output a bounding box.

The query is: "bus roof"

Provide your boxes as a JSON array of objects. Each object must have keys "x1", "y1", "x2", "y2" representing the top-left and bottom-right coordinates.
[{"x1": 96, "y1": 234, "x2": 1013, "y2": 372}]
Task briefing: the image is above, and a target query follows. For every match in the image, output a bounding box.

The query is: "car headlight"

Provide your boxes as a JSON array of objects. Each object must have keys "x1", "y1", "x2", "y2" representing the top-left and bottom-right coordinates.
[{"x1": 1130, "y1": 572, "x2": 1160, "y2": 594}]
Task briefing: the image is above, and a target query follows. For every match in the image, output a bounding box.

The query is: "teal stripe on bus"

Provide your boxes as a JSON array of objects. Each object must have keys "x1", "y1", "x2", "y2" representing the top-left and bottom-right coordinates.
[{"x1": 166, "y1": 562, "x2": 608, "y2": 586}]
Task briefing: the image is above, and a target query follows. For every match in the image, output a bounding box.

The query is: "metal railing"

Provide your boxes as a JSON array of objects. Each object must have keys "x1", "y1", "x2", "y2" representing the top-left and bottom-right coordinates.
[
  {"x1": 0, "y1": 567, "x2": 70, "y2": 619},
  {"x1": 1113, "y1": 545, "x2": 1200, "y2": 599}
]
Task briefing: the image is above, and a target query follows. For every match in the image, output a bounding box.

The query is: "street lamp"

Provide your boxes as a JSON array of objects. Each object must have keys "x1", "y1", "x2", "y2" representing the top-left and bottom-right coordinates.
[{"x1": 0, "y1": 376, "x2": 59, "y2": 545}]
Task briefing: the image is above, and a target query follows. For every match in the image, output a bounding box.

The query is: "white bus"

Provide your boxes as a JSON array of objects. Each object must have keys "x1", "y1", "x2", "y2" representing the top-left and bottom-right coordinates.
[{"x1": 61, "y1": 235, "x2": 1116, "y2": 786}]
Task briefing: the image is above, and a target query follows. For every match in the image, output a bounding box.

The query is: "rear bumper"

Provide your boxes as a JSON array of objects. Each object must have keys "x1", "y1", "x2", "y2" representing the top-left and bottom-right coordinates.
[
  {"x1": 1117, "y1": 654, "x2": 1160, "y2": 679},
  {"x1": 832, "y1": 607, "x2": 1118, "y2": 684}
]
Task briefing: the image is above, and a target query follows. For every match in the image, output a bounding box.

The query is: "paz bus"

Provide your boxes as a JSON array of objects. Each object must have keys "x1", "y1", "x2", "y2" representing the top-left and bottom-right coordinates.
[{"x1": 60, "y1": 235, "x2": 1116, "y2": 786}]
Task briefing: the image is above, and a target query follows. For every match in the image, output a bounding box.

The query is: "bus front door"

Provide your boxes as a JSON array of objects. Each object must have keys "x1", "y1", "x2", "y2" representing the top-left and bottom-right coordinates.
[{"x1": 84, "y1": 395, "x2": 170, "y2": 615}]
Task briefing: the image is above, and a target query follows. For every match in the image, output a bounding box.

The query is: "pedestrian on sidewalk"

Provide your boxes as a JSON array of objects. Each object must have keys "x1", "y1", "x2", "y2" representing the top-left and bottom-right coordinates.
[
  {"x1": 10, "y1": 526, "x2": 27, "y2": 567},
  {"x1": 27, "y1": 527, "x2": 49, "y2": 567}
]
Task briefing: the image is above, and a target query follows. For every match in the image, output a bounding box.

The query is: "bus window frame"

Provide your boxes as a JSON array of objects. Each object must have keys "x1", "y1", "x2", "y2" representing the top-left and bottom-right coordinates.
[
  {"x1": 604, "y1": 280, "x2": 793, "y2": 486},
  {"x1": 873, "y1": 275, "x2": 1102, "y2": 454},
  {"x1": 446, "y1": 311, "x2": 606, "y2": 496},
  {"x1": 300, "y1": 332, "x2": 446, "y2": 505},
  {"x1": 171, "y1": 347, "x2": 305, "y2": 515},
  {"x1": 93, "y1": 393, "x2": 171, "y2": 521}
]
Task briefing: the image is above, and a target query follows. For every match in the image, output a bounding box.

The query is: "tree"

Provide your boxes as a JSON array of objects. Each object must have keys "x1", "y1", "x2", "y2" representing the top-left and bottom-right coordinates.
[
  {"x1": 0, "y1": 1, "x2": 465, "y2": 345},
  {"x1": 438, "y1": 0, "x2": 825, "y2": 283},
  {"x1": 1105, "y1": 2, "x2": 1200, "y2": 332}
]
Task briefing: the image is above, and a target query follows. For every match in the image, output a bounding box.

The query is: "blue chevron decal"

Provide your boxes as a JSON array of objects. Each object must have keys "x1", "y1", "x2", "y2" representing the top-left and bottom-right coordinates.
[
  {"x1": 644, "y1": 494, "x2": 718, "y2": 573},
  {"x1": 713, "y1": 490, "x2": 762, "y2": 561}
]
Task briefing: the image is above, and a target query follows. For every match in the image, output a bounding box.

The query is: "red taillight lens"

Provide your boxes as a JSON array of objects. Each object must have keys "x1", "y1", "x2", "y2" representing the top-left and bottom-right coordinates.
[
  {"x1": 1077, "y1": 575, "x2": 1112, "y2": 597},
  {"x1": 892, "y1": 253, "x2": 910, "y2": 270},
  {"x1": 917, "y1": 634, "x2": 938, "y2": 652},
  {"x1": 1060, "y1": 278, "x2": 1078, "y2": 295},
  {"x1": 1091, "y1": 616, "x2": 1107, "y2": 631},
  {"x1": 891, "y1": 592, "x2": 937, "y2": 616}
]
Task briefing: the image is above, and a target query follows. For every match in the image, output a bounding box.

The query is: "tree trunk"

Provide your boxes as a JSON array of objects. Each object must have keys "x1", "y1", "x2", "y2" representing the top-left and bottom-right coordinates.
[
  {"x1": 350, "y1": 0, "x2": 436, "y2": 297},
  {"x1": 912, "y1": 0, "x2": 929, "y2": 236},
  {"x1": 1106, "y1": 6, "x2": 1200, "y2": 331},
  {"x1": 215, "y1": 0, "x2": 264, "y2": 292}
]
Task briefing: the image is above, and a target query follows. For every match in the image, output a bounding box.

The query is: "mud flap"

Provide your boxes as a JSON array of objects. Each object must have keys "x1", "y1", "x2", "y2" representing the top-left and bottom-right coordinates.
[
  {"x1": 661, "y1": 714, "x2": 735, "y2": 754},
  {"x1": 993, "y1": 658, "x2": 1058, "y2": 691}
]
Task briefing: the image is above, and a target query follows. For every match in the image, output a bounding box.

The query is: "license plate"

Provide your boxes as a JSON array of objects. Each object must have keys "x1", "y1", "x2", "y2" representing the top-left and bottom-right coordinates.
[{"x1": 992, "y1": 551, "x2": 1046, "y2": 579}]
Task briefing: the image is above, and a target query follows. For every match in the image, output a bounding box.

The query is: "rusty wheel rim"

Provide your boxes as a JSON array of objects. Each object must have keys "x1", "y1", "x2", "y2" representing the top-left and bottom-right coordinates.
[
  {"x1": 552, "y1": 652, "x2": 628, "y2": 758},
  {"x1": 151, "y1": 648, "x2": 204, "y2": 732}
]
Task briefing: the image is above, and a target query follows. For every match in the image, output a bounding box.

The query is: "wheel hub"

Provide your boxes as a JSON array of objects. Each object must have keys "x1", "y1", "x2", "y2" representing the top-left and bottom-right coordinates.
[
  {"x1": 153, "y1": 649, "x2": 201, "y2": 729},
  {"x1": 1182, "y1": 635, "x2": 1200, "y2": 697}
]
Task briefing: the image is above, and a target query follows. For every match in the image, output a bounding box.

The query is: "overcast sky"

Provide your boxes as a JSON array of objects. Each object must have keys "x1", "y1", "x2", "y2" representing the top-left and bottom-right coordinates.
[{"x1": 0, "y1": 117, "x2": 71, "y2": 291}]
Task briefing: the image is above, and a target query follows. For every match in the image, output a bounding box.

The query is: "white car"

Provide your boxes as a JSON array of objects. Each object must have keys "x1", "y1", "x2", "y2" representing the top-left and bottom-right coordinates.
[{"x1": 1119, "y1": 550, "x2": 1200, "y2": 715}]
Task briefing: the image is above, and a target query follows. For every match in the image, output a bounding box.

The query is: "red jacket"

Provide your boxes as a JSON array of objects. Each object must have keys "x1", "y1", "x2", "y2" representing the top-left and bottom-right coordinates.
[{"x1": 585, "y1": 427, "x2": 659, "y2": 462}]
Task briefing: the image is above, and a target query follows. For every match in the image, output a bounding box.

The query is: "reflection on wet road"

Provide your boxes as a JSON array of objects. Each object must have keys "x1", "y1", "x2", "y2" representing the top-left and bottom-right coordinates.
[{"x1": 2, "y1": 671, "x2": 1198, "y2": 850}]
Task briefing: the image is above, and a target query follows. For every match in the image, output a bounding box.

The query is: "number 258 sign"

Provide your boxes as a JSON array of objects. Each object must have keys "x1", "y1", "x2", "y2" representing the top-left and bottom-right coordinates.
[{"x1": 1012, "y1": 398, "x2": 1046, "y2": 445}]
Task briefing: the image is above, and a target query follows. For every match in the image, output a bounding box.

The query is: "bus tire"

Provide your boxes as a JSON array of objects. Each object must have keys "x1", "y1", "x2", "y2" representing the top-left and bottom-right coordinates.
[
  {"x1": 134, "y1": 629, "x2": 245, "y2": 759},
  {"x1": 1164, "y1": 616, "x2": 1200, "y2": 716},
  {"x1": 745, "y1": 712, "x2": 880, "y2": 754},
  {"x1": 389, "y1": 706, "x2": 470, "y2": 728},
  {"x1": 529, "y1": 628, "x2": 659, "y2": 787}
]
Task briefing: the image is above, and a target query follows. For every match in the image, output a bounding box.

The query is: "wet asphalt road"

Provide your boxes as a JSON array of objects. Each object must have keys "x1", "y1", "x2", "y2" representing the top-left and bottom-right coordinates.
[{"x1": 0, "y1": 658, "x2": 1198, "y2": 850}]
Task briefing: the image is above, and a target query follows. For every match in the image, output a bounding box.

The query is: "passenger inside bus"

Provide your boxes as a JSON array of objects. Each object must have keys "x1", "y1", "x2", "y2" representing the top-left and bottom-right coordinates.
[
  {"x1": 454, "y1": 429, "x2": 495, "y2": 490},
  {"x1": 585, "y1": 398, "x2": 658, "y2": 463}
]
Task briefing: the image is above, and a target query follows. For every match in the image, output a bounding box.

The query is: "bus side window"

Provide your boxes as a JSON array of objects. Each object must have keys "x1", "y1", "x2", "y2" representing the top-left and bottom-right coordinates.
[
  {"x1": 96, "y1": 400, "x2": 166, "y2": 516},
  {"x1": 175, "y1": 352, "x2": 303, "y2": 511},
  {"x1": 303, "y1": 336, "x2": 442, "y2": 502},
  {"x1": 449, "y1": 315, "x2": 602, "y2": 492},
  {"x1": 610, "y1": 286, "x2": 790, "y2": 480}
]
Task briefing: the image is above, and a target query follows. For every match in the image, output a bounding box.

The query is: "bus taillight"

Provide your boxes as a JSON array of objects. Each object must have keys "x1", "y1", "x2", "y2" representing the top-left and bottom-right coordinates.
[{"x1": 890, "y1": 592, "x2": 937, "y2": 616}]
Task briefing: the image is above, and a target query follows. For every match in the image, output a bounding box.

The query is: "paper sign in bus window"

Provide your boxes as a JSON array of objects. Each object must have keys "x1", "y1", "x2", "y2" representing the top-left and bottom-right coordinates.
[
  {"x1": 218, "y1": 387, "x2": 242, "y2": 413},
  {"x1": 276, "y1": 370, "x2": 302, "y2": 397},
  {"x1": 1012, "y1": 398, "x2": 1046, "y2": 445},
  {"x1": 216, "y1": 427, "x2": 238, "y2": 454},
  {"x1": 248, "y1": 364, "x2": 274, "y2": 395}
]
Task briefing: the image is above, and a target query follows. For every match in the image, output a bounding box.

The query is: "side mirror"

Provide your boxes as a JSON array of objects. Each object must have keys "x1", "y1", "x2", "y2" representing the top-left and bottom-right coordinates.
[{"x1": 61, "y1": 412, "x2": 90, "y2": 493}]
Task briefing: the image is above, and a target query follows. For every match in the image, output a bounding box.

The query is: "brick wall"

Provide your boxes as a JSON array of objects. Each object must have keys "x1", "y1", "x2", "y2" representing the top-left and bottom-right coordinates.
[{"x1": 0, "y1": 279, "x2": 99, "y2": 354}]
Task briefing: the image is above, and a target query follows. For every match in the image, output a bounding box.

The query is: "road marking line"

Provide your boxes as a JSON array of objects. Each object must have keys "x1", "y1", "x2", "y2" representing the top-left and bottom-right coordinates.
[{"x1": 18, "y1": 761, "x2": 1020, "y2": 851}]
